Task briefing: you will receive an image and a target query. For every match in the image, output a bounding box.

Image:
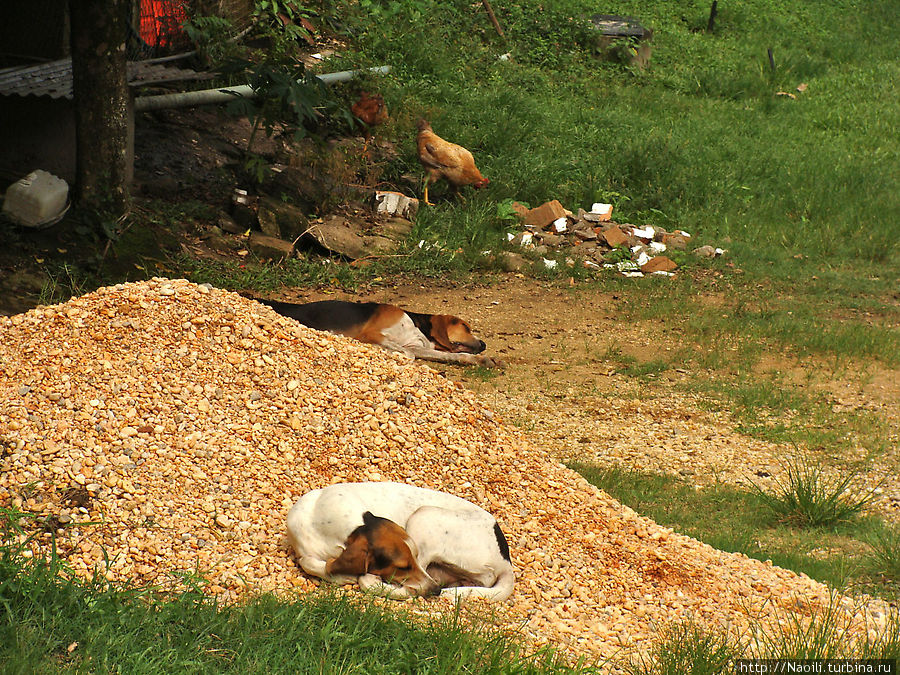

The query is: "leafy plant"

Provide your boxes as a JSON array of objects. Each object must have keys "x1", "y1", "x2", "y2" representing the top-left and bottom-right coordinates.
[
  {"x1": 253, "y1": 0, "x2": 314, "y2": 44},
  {"x1": 182, "y1": 14, "x2": 238, "y2": 64},
  {"x1": 221, "y1": 57, "x2": 330, "y2": 182},
  {"x1": 496, "y1": 198, "x2": 528, "y2": 223}
]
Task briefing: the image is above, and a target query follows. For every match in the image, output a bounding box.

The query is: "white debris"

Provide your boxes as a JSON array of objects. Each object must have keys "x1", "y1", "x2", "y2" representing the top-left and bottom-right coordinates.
[
  {"x1": 375, "y1": 191, "x2": 418, "y2": 219},
  {"x1": 552, "y1": 217, "x2": 568, "y2": 233},
  {"x1": 649, "y1": 241, "x2": 667, "y2": 253},
  {"x1": 543, "y1": 258, "x2": 558, "y2": 269},
  {"x1": 631, "y1": 225, "x2": 655, "y2": 240}
]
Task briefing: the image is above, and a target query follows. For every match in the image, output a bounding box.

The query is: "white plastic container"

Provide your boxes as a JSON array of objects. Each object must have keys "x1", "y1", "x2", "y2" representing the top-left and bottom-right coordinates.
[{"x1": 2, "y1": 170, "x2": 69, "y2": 228}]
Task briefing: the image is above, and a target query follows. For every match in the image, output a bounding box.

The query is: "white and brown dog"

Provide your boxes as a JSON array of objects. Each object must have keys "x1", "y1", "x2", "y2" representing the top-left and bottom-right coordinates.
[
  {"x1": 259, "y1": 299, "x2": 503, "y2": 368},
  {"x1": 286, "y1": 482, "x2": 514, "y2": 602}
]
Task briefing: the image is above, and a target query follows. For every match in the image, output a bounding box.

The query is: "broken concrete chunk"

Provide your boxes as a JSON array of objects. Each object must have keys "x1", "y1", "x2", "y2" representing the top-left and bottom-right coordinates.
[
  {"x1": 602, "y1": 226, "x2": 630, "y2": 248},
  {"x1": 630, "y1": 225, "x2": 655, "y2": 241},
  {"x1": 590, "y1": 202, "x2": 613, "y2": 220},
  {"x1": 375, "y1": 191, "x2": 419, "y2": 220},
  {"x1": 511, "y1": 201, "x2": 530, "y2": 220},
  {"x1": 540, "y1": 233, "x2": 564, "y2": 247},
  {"x1": 640, "y1": 255, "x2": 678, "y2": 274},
  {"x1": 524, "y1": 200, "x2": 567, "y2": 229},
  {"x1": 572, "y1": 225, "x2": 598, "y2": 241}
]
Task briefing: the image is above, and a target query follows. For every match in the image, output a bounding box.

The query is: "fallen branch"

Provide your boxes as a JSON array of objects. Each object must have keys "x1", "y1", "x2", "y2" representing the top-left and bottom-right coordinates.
[{"x1": 481, "y1": 0, "x2": 505, "y2": 37}]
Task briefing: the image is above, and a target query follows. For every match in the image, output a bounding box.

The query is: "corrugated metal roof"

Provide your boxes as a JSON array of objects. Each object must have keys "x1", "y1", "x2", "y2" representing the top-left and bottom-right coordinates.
[{"x1": 0, "y1": 57, "x2": 213, "y2": 100}]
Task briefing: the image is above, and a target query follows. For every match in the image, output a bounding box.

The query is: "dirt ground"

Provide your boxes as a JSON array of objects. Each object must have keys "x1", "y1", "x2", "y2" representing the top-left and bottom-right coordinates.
[{"x1": 267, "y1": 277, "x2": 900, "y2": 521}]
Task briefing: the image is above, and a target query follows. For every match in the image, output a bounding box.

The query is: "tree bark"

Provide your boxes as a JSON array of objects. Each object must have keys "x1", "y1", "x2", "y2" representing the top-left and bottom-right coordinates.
[{"x1": 69, "y1": 0, "x2": 131, "y2": 217}]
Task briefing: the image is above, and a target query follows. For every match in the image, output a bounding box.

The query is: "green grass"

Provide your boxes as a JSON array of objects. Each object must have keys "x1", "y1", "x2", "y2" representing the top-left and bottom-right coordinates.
[
  {"x1": 569, "y1": 463, "x2": 900, "y2": 600},
  {"x1": 0, "y1": 529, "x2": 579, "y2": 674},
  {"x1": 750, "y1": 457, "x2": 878, "y2": 528},
  {"x1": 327, "y1": 0, "x2": 900, "y2": 263}
]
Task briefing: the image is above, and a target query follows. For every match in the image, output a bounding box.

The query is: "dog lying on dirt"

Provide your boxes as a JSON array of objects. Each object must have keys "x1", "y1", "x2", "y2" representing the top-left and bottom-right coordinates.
[{"x1": 258, "y1": 298, "x2": 503, "y2": 368}]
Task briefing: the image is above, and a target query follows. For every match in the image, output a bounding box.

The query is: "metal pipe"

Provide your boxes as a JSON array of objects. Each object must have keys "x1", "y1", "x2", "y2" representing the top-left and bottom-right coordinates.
[{"x1": 134, "y1": 65, "x2": 391, "y2": 112}]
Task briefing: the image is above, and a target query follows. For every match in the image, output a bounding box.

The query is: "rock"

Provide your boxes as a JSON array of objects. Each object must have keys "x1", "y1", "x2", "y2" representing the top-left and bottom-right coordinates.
[
  {"x1": 524, "y1": 200, "x2": 567, "y2": 229},
  {"x1": 640, "y1": 255, "x2": 678, "y2": 274},
  {"x1": 258, "y1": 196, "x2": 310, "y2": 243},
  {"x1": 661, "y1": 233, "x2": 689, "y2": 250},
  {"x1": 257, "y1": 205, "x2": 282, "y2": 239},
  {"x1": 540, "y1": 233, "x2": 564, "y2": 247},
  {"x1": 692, "y1": 245, "x2": 721, "y2": 258},
  {"x1": 377, "y1": 217, "x2": 414, "y2": 240},
  {"x1": 497, "y1": 251, "x2": 527, "y2": 272},
  {"x1": 247, "y1": 232, "x2": 295, "y2": 260},
  {"x1": 511, "y1": 201, "x2": 530, "y2": 221},
  {"x1": 572, "y1": 225, "x2": 598, "y2": 241},
  {"x1": 601, "y1": 226, "x2": 630, "y2": 248},
  {"x1": 304, "y1": 215, "x2": 395, "y2": 260},
  {"x1": 217, "y1": 212, "x2": 245, "y2": 235}
]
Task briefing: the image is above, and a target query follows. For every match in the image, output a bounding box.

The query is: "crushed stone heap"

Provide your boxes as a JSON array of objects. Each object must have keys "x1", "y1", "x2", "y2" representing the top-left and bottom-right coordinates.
[{"x1": 0, "y1": 279, "x2": 885, "y2": 661}]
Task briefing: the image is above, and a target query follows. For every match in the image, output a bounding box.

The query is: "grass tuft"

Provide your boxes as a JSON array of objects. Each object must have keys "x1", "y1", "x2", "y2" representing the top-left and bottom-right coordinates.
[
  {"x1": 751, "y1": 458, "x2": 877, "y2": 528},
  {"x1": 624, "y1": 621, "x2": 738, "y2": 675},
  {"x1": 863, "y1": 525, "x2": 900, "y2": 585}
]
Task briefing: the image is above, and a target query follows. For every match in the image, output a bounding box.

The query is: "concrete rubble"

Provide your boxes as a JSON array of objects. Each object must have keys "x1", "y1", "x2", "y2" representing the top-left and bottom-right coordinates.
[{"x1": 503, "y1": 199, "x2": 724, "y2": 278}]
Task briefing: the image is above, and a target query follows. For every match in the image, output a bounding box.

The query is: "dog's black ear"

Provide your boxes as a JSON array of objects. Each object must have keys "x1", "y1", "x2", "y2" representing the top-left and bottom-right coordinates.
[{"x1": 362, "y1": 511, "x2": 378, "y2": 527}]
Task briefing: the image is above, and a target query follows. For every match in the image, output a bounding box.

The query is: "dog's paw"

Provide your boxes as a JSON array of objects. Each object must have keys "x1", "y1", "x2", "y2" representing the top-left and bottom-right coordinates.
[
  {"x1": 478, "y1": 355, "x2": 506, "y2": 369},
  {"x1": 358, "y1": 574, "x2": 410, "y2": 599}
]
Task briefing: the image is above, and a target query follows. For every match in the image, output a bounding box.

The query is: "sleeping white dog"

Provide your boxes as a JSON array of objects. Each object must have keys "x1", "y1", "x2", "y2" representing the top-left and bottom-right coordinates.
[{"x1": 286, "y1": 482, "x2": 515, "y2": 602}]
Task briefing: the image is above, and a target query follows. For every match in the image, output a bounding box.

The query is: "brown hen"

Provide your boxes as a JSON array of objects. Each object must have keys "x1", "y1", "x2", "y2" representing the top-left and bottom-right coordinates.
[
  {"x1": 351, "y1": 91, "x2": 389, "y2": 143},
  {"x1": 416, "y1": 119, "x2": 489, "y2": 205}
]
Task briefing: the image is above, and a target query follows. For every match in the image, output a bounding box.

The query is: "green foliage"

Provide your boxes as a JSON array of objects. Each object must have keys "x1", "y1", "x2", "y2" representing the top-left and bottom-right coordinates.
[
  {"x1": 751, "y1": 458, "x2": 878, "y2": 528},
  {"x1": 182, "y1": 14, "x2": 239, "y2": 63},
  {"x1": 253, "y1": 0, "x2": 315, "y2": 43}
]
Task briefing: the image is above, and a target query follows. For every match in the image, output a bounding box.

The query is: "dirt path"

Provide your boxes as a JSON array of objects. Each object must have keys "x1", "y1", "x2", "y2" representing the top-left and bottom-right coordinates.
[{"x1": 270, "y1": 276, "x2": 900, "y2": 520}]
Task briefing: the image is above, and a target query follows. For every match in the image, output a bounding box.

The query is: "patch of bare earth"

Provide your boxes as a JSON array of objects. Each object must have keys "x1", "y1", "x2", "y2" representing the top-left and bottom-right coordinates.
[
  {"x1": 3, "y1": 278, "x2": 894, "y2": 667},
  {"x1": 296, "y1": 278, "x2": 900, "y2": 521}
]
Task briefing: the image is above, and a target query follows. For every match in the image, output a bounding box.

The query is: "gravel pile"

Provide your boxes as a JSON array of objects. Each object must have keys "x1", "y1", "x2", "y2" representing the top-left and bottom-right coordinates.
[{"x1": 0, "y1": 279, "x2": 887, "y2": 662}]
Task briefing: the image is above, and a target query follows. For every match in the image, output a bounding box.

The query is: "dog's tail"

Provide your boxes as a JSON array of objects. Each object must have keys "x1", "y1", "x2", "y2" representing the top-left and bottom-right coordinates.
[{"x1": 438, "y1": 565, "x2": 515, "y2": 603}]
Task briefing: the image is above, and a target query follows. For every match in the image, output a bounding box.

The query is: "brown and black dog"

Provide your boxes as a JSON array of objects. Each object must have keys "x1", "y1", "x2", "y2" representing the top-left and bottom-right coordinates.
[{"x1": 259, "y1": 299, "x2": 503, "y2": 368}]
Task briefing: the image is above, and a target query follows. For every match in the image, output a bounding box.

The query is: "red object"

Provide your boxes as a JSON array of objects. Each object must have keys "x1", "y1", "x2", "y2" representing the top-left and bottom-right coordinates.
[{"x1": 139, "y1": 1, "x2": 190, "y2": 53}]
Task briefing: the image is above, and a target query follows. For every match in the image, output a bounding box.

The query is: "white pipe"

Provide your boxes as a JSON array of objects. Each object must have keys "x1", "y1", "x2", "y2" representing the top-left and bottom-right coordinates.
[{"x1": 134, "y1": 65, "x2": 391, "y2": 112}]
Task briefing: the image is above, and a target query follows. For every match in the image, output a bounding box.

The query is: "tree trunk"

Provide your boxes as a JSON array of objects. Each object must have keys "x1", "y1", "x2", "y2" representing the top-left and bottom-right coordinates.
[{"x1": 69, "y1": 0, "x2": 131, "y2": 217}]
